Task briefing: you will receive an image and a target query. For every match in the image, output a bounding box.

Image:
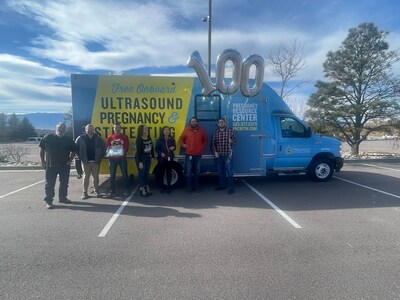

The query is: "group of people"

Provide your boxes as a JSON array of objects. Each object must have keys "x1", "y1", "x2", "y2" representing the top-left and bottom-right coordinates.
[{"x1": 39, "y1": 117, "x2": 237, "y2": 209}]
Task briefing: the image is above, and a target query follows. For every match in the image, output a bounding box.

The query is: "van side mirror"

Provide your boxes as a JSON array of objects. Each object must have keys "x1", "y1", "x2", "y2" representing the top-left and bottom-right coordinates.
[{"x1": 307, "y1": 127, "x2": 312, "y2": 138}]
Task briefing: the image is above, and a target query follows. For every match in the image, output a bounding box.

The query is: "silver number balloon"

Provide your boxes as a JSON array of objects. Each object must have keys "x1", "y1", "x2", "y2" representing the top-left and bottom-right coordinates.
[
  {"x1": 187, "y1": 51, "x2": 216, "y2": 95},
  {"x1": 240, "y1": 54, "x2": 265, "y2": 97},
  {"x1": 216, "y1": 49, "x2": 242, "y2": 94}
]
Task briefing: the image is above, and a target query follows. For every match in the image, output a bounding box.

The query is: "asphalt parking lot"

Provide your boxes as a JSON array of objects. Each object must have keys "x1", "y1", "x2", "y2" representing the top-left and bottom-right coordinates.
[{"x1": 1, "y1": 159, "x2": 400, "y2": 299}]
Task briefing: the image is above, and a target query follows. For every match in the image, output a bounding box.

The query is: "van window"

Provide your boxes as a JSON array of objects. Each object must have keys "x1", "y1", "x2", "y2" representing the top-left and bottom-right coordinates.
[
  {"x1": 194, "y1": 94, "x2": 221, "y2": 121},
  {"x1": 280, "y1": 117, "x2": 309, "y2": 138}
]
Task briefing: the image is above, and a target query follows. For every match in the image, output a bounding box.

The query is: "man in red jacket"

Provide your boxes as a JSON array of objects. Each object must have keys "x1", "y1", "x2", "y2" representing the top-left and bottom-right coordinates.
[{"x1": 179, "y1": 117, "x2": 208, "y2": 192}]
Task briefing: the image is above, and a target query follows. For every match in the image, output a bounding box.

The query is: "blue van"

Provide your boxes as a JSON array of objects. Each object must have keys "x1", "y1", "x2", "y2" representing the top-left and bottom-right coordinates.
[{"x1": 71, "y1": 74, "x2": 343, "y2": 184}]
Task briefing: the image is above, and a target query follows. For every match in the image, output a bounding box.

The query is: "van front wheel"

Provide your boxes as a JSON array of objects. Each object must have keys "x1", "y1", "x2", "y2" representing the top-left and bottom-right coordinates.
[{"x1": 308, "y1": 158, "x2": 334, "y2": 182}]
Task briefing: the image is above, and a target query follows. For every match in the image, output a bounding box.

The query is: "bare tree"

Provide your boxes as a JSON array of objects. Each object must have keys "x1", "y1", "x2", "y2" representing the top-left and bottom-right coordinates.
[
  {"x1": 0, "y1": 144, "x2": 30, "y2": 164},
  {"x1": 267, "y1": 39, "x2": 308, "y2": 100}
]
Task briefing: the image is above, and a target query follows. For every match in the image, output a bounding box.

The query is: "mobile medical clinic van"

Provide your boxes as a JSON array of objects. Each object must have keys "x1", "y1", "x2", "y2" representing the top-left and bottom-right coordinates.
[{"x1": 71, "y1": 49, "x2": 343, "y2": 186}]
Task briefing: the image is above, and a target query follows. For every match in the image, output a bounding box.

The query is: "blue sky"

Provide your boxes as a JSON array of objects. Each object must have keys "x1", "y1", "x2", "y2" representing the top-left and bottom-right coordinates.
[{"x1": 1, "y1": 0, "x2": 400, "y2": 114}]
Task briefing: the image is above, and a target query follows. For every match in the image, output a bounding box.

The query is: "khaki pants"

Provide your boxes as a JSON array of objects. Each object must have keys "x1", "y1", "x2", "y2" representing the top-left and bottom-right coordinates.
[{"x1": 82, "y1": 162, "x2": 100, "y2": 193}]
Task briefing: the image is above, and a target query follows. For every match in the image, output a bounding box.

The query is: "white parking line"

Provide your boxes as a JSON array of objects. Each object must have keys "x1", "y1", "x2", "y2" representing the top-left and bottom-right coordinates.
[
  {"x1": 242, "y1": 180, "x2": 302, "y2": 229},
  {"x1": 0, "y1": 180, "x2": 45, "y2": 199},
  {"x1": 0, "y1": 170, "x2": 44, "y2": 173},
  {"x1": 360, "y1": 163, "x2": 400, "y2": 172},
  {"x1": 98, "y1": 186, "x2": 139, "y2": 237},
  {"x1": 334, "y1": 176, "x2": 400, "y2": 199}
]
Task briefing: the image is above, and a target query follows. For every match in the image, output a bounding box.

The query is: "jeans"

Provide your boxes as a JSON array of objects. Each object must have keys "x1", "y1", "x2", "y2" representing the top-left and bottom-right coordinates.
[
  {"x1": 109, "y1": 158, "x2": 129, "y2": 193},
  {"x1": 216, "y1": 156, "x2": 234, "y2": 190},
  {"x1": 136, "y1": 156, "x2": 151, "y2": 188},
  {"x1": 82, "y1": 162, "x2": 100, "y2": 193},
  {"x1": 184, "y1": 155, "x2": 201, "y2": 190},
  {"x1": 44, "y1": 165, "x2": 71, "y2": 203}
]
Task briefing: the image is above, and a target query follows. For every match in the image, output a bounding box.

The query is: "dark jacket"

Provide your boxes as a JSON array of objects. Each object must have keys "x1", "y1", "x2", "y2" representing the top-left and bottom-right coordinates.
[
  {"x1": 75, "y1": 133, "x2": 106, "y2": 164},
  {"x1": 135, "y1": 136, "x2": 154, "y2": 163},
  {"x1": 155, "y1": 136, "x2": 176, "y2": 163}
]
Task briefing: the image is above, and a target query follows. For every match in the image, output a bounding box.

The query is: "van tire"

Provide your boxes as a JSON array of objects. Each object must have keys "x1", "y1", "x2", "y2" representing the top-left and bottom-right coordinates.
[
  {"x1": 308, "y1": 158, "x2": 334, "y2": 182},
  {"x1": 154, "y1": 161, "x2": 184, "y2": 188}
]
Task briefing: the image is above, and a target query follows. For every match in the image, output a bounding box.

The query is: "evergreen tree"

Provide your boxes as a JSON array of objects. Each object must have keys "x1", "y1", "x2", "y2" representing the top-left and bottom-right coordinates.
[
  {"x1": 7, "y1": 113, "x2": 21, "y2": 141},
  {"x1": 0, "y1": 113, "x2": 7, "y2": 142},
  {"x1": 18, "y1": 117, "x2": 37, "y2": 140},
  {"x1": 306, "y1": 23, "x2": 400, "y2": 155},
  {"x1": 63, "y1": 108, "x2": 73, "y2": 137}
]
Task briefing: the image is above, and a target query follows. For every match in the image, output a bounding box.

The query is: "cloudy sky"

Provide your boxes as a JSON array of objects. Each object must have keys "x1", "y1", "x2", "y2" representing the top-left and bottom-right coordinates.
[{"x1": 1, "y1": 0, "x2": 400, "y2": 114}]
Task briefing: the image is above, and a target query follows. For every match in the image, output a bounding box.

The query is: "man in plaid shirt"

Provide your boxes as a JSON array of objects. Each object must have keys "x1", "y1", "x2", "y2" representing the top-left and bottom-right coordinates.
[{"x1": 210, "y1": 118, "x2": 237, "y2": 194}]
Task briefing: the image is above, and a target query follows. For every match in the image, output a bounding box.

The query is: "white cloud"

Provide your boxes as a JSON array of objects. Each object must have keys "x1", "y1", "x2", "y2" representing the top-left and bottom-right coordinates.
[
  {"x1": 0, "y1": 54, "x2": 70, "y2": 113},
  {"x1": 4, "y1": 0, "x2": 400, "y2": 114}
]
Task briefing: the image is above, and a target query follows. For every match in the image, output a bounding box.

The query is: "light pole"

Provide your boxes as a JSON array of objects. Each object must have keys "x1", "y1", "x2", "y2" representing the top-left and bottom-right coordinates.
[{"x1": 202, "y1": 0, "x2": 212, "y2": 77}]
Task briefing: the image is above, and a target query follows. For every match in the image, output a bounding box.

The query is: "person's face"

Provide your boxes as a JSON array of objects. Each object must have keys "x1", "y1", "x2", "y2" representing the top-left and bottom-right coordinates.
[
  {"x1": 143, "y1": 126, "x2": 148, "y2": 135},
  {"x1": 55, "y1": 123, "x2": 66, "y2": 137},
  {"x1": 190, "y1": 118, "x2": 198, "y2": 128},
  {"x1": 86, "y1": 125, "x2": 94, "y2": 136},
  {"x1": 163, "y1": 127, "x2": 170, "y2": 136},
  {"x1": 113, "y1": 125, "x2": 121, "y2": 134},
  {"x1": 218, "y1": 119, "x2": 226, "y2": 129}
]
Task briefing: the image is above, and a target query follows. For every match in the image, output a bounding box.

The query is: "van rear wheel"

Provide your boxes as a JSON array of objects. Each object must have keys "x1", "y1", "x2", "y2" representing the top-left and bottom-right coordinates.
[
  {"x1": 308, "y1": 158, "x2": 334, "y2": 182},
  {"x1": 155, "y1": 161, "x2": 183, "y2": 188}
]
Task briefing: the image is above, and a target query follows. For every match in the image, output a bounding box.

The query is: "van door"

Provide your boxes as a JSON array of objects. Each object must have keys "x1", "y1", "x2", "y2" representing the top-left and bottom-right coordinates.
[
  {"x1": 230, "y1": 96, "x2": 265, "y2": 175},
  {"x1": 274, "y1": 116, "x2": 312, "y2": 169}
]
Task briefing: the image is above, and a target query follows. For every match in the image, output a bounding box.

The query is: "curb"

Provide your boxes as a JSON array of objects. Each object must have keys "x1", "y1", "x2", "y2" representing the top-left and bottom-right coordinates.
[{"x1": 0, "y1": 166, "x2": 79, "y2": 171}]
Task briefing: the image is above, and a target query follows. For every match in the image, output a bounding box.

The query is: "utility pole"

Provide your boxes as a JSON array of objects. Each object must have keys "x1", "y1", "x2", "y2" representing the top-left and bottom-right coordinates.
[{"x1": 202, "y1": 0, "x2": 212, "y2": 77}]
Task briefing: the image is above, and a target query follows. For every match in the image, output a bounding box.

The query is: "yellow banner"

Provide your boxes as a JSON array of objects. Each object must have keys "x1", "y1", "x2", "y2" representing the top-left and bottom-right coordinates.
[{"x1": 90, "y1": 75, "x2": 194, "y2": 174}]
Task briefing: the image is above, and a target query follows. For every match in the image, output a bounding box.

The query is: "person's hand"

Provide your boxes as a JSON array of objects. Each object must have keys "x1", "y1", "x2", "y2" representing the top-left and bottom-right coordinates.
[
  {"x1": 41, "y1": 161, "x2": 46, "y2": 169},
  {"x1": 182, "y1": 144, "x2": 187, "y2": 148},
  {"x1": 139, "y1": 162, "x2": 144, "y2": 169},
  {"x1": 215, "y1": 152, "x2": 219, "y2": 158},
  {"x1": 161, "y1": 153, "x2": 166, "y2": 158}
]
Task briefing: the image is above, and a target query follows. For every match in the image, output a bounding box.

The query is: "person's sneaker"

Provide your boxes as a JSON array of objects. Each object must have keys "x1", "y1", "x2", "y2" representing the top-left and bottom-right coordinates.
[
  {"x1": 81, "y1": 192, "x2": 89, "y2": 200},
  {"x1": 107, "y1": 192, "x2": 116, "y2": 198},
  {"x1": 59, "y1": 198, "x2": 72, "y2": 203},
  {"x1": 77, "y1": 174, "x2": 82, "y2": 179},
  {"x1": 140, "y1": 188, "x2": 149, "y2": 198},
  {"x1": 93, "y1": 191, "x2": 100, "y2": 197},
  {"x1": 144, "y1": 185, "x2": 152, "y2": 195},
  {"x1": 46, "y1": 203, "x2": 54, "y2": 209}
]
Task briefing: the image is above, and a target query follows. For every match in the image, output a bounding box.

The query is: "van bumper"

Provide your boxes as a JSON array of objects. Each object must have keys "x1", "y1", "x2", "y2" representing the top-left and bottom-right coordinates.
[{"x1": 335, "y1": 157, "x2": 344, "y2": 172}]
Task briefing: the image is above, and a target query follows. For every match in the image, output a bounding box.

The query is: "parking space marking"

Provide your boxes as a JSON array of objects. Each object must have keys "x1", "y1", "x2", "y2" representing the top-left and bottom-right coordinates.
[
  {"x1": 360, "y1": 163, "x2": 400, "y2": 172},
  {"x1": 0, "y1": 180, "x2": 45, "y2": 199},
  {"x1": 242, "y1": 180, "x2": 302, "y2": 229},
  {"x1": 334, "y1": 176, "x2": 400, "y2": 199},
  {"x1": 98, "y1": 186, "x2": 139, "y2": 237},
  {"x1": 0, "y1": 170, "x2": 44, "y2": 173}
]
